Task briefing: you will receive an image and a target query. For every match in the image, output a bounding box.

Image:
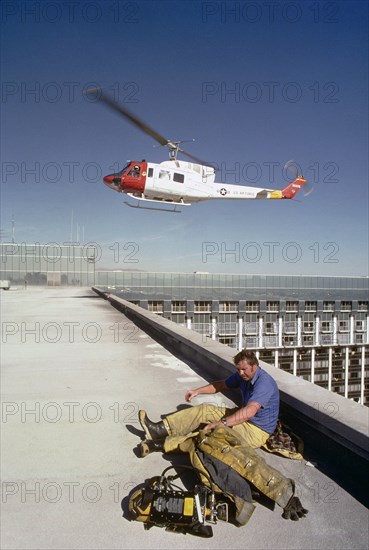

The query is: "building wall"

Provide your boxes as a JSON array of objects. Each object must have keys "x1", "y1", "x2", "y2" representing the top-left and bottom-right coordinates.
[
  {"x1": 0, "y1": 243, "x2": 96, "y2": 286},
  {"x1": 2, "y1": 253, "x2": 368, "y2": 405},
  {"x1": 96, "y1": 272, "x2": 369, "y2": 406},
  {"x1": 149, "y1": 300, "x2": 369, "y2": 406}
]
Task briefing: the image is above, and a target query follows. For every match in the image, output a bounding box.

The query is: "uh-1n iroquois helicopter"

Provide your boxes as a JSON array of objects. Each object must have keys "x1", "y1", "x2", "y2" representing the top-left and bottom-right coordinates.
[{"x1": 87, "y1": 88, "x2": 307, "y2": 213}]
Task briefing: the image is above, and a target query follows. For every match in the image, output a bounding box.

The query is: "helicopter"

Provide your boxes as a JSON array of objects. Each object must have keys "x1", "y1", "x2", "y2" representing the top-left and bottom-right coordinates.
[{"x1": 87, "y1": 88, "x2": 307, "y2": 212}]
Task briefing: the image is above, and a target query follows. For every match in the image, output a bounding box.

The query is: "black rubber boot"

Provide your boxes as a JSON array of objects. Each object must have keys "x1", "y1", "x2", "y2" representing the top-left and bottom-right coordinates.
[
  {"x1": 139, "y1": 410, "x2": 169, "y2": 440},
  {"x1": 138, "y1": 439, "x2": 165, "y2": 458}
]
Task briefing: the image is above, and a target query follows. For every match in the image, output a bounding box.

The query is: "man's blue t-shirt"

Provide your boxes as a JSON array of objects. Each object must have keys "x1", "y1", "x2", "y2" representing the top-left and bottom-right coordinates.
[{"x1": 225, "y1": 367, "x2": 279, "y2": 434}]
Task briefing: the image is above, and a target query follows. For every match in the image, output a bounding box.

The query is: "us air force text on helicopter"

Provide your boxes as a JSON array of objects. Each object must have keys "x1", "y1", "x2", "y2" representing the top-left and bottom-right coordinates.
[{"x1": 202, "y1": 242, "x2": 340, "y2": 264}]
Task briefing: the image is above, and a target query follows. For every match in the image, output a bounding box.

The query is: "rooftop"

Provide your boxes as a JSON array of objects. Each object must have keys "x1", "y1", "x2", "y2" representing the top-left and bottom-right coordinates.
[{"x1": 1, "y1": 287, "x2": 368, "y2": 550}]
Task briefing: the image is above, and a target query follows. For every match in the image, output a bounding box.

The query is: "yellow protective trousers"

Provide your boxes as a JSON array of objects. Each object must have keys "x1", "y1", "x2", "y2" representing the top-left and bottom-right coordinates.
[
  {"x1": 193, "y1": 427, "x2": 295, "y2": 509},
  {"x1": 163, "y1": 423, "x2": 294, "y2": 512},
  {"x1": 163, "y1": 403, "x2": 270, "y2": 452}
]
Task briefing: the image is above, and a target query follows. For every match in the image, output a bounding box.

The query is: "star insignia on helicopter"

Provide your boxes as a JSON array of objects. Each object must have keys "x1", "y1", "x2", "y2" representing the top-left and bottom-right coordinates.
[{"x1": 220, "y1": 188, "x2": 227, "y2": 196}]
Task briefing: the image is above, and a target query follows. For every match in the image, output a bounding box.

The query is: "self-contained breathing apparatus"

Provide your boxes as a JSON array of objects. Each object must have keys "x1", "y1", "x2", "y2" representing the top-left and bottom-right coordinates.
[
  {"x1": 128, "y1": 427, "x2": 308, "y2": 536},
  {"x1": 128, "y1": 465, "x2": 230, "y2": 538}
]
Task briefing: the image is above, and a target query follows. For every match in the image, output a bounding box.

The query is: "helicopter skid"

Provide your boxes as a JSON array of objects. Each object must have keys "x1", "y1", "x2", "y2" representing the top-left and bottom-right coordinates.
[{"x1": 124, "y1": 193, "x2": 191, "y2": 213}]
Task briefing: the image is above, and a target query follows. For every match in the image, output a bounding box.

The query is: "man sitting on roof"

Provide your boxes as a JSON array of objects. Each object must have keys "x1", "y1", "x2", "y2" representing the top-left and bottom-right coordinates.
[
  {"x1": 139, "y1": 349, "x2": 279, "y2": 455},
  {"x1": 137, "y1": 349, "x2": 308, "y2": 523}
]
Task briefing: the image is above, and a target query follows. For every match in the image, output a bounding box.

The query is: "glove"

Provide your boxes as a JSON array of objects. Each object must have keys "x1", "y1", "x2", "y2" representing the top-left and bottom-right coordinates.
[{"x1": 282, "y1": 496, "x2": 309, "y2": 521}]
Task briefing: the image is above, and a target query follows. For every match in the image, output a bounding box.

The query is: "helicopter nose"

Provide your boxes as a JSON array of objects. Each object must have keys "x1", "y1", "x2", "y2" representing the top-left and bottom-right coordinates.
[
  {"x1": 103, "y1": 174, "x2": 123, "y2": 192},
  {"x1": 103, "y1": 174, "x2": 114, "y2": 184}
]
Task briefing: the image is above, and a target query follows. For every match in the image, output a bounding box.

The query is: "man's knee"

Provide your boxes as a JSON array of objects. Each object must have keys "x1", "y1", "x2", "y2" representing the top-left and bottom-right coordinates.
[
  {"x1": 233, "y1": 424, "x2": 269, "y2": 449},
  {"x1": 198, "y1": 402, "x2": 222, "y2": 424}
]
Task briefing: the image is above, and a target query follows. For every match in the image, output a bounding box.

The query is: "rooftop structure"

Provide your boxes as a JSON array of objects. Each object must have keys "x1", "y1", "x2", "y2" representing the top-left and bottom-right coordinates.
[
  {"x1": 97, "y1": 273, "x2": 369, "y2": 407},
  {"x1": 0, "y1": 243, "x2": 96, "y2": 286},
  {"x1": 1, "y1": 243, "x2": 368, "y2": 406},
  {"x1": 1, "y1": 286, "x2": 368, "y2": 549}
]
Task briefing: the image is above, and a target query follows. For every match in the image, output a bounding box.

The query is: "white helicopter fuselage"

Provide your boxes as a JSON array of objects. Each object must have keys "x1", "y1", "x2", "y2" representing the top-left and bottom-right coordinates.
[
  {"x1": 103, "y1": 159, "x2": 305, "y2": 205},
  {"x1": 144, "y1": 161, "x2": 270, "y2": 202}
]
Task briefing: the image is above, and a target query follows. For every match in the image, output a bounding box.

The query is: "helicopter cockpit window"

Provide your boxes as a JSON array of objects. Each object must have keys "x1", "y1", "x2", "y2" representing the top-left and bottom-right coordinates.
[
  {"x1": 159, "y1": 170, "x2": 171, "y2": 180},
  {"x1": 128, "y1": 165, "x2": 141, "y2": 178},
  {"x1": 116, "y1": 162, "x2": 131, "y2": 176}
]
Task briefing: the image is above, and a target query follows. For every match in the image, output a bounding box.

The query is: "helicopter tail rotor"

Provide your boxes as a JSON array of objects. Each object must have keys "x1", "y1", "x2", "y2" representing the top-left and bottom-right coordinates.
[{"x1": 283, "y1": 159, "x2": 313, "y2": 197}]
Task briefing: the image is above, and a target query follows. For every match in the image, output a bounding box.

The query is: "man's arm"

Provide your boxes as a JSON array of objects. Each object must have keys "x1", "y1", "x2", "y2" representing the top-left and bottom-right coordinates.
[
  {"x1": 204, "y1": 401, "x2": 261, "y2": 431},
  {"x1": 185, "y1": 380, "x2": 227, "y2": 402},
  {"x1": 222, "y1": 401, "x2": 261, "y2": 427}
]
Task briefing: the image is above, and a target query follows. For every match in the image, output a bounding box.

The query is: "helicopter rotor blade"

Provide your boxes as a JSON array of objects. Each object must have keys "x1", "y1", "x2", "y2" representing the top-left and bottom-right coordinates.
[
  {"x1": 177, "y1": 146, "x2": 211, "y2": 166},
  {"x1": 86, "y1": 87, "x2": 214, "y2": 168},
  {"x1": 85, "y1": 88, "x2": 169, "y2": 147}
]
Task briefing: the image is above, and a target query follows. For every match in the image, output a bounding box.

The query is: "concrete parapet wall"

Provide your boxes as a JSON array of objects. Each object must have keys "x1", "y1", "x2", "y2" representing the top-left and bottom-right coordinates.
[{"x1": 93, "y1": 287, "x2": 369, "y2": 462}]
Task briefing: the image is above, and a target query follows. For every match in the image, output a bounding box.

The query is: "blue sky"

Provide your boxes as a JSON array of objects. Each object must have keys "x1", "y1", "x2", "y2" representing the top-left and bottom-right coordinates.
[{"x1": 1, "y1": 0, "x2": 368, "y2": 276}]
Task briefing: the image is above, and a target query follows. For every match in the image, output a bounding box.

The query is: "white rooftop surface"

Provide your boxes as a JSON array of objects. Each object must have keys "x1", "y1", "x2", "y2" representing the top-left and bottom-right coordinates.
[{"x1": 1, "y1": 287, "x2": 368, "y2": 550}]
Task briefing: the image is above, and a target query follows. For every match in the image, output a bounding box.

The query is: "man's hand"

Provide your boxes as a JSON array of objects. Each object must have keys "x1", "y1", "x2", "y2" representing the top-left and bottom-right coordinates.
[
  {"x1": 203, "y1": 421, "x2": 221, "y2": 432},
  {"x1": 185, "y1": 389, "x2": 198, "y2": 402},
  {"x1": 185, "y1": 381, "x2": 225, "y2": 403}
]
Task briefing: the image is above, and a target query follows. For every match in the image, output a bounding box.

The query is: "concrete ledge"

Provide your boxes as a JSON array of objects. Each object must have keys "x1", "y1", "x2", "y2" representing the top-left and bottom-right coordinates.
[{"x1": 93, "y1": 288, "x2": 369, "y2": 463}]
